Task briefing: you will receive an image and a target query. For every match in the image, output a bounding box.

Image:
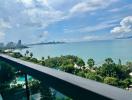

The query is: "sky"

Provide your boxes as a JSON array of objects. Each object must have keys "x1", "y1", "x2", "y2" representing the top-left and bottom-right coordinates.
[{"x1": 0, "y1": 0, "x2": 132, "y2": 43}]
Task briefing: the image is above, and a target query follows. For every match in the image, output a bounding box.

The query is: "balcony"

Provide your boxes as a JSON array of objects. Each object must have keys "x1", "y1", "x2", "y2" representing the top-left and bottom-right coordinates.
[{"x1": 0, "y1": 54, "x2": 132, "y2": 100}]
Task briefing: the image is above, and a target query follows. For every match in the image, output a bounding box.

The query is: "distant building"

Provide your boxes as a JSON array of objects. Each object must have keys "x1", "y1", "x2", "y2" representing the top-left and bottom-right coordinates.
[
  {"x1": 0, "y1": 43, "x2": 4, "y2": 48},
  {"x1": 3, "y1": 40, "x2": 27, "y2": 49},
  {"x1": 16, "y1": 40, "x2": 22, "y2": 47},
  {"x1": 6, "y1": 42, "x2": 16, "y2": 49}
]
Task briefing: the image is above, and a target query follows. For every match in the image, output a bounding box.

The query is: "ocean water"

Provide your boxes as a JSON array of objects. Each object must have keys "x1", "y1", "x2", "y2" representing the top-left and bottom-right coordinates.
[{"x1": 19, "y1": 39, "x2": 132, "y2": 65}]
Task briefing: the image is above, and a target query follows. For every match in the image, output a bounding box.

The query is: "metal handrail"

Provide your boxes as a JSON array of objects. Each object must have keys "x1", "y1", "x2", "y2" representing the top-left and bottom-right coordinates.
[{"x1": 0, "y1": 54, "x2": 132, "y2": 100}]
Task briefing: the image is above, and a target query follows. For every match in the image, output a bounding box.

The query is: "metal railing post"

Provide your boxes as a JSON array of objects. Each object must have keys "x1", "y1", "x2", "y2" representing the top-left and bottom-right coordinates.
[{"x1": 25, "y1": 74, "x2": 30, "y2": 100}]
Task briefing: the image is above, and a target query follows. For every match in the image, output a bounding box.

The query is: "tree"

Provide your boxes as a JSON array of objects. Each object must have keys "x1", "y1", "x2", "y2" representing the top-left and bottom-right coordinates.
[
  {"x1": 40, "y1": 83, "x2": 54, "y2": 100},
  {"x1": 25, "y1": 50, "x2": 29, "y2": 56},
  {"x1": 85, "y1": 72, "x2": 103, "y2": 82},
  {"x1": 76, "y1": 71, "x2": 85, "y2": 78},
  {"x1": 30, "y1": 58, "x2": 38, "y2": 63},
  {"x1": 76, "y1": 58, "x2": 85, "y2": 67},
  {"x1": 105, "y1": 58, "x2": 114, "y2": 65},
  {"x1": 118, "y1": 78, "x2": 132, "y2": 89},
  {"x1": 47, "y1": 56, "x2": 50, "y2": 59},
  {"x1": 42, "y1": 57, "x2": 45, "y2": 61},
  {"x1": 104, "y1": 77, "x2": 118, "y2": 86},
  {"x1": 118, "y1": 59, "x2": 122, "y2": 65},
  {"x1": 41, "y1": 57, "x2": 45, "y2": 66},
  {"x1": 42, "y1": 61, "x2": 45, "y2": 66},
  {"x1": 98, "y1": 58, "x2": 117, "y2": 77},
  {"x1": 30, "y1": 52, "x2": 33, "y2": 58},
  {"x1": 0, "y1": 61, "x2": 15, "y2": 85},
  {"x1": 11, "y1": 52, "x2": 23, "y2": 58},
  {"x1": 87, "y1": 58, "x2": 95, "y2": 69},
  {"x1": 126, "y1": 61, "x2": 132, "y2": 72},
  {"x1": 61, "y1": 63, "x2": 75, "y2": 73},
  {"x1": 0, "y1": 61, "x2": 15, "y2": 99},
  {"x1": 45, "y1": 58, "x2": 60, "y2": 68},
  {"x1": 123, "y1": 78, "x2": 131, "y2": 89},
  {"x1": 29, "y1": 80, "x2": 40, "y2": 94},
  {"x1": 116, "y1": 64, "x2": 130, "y2": 80}
]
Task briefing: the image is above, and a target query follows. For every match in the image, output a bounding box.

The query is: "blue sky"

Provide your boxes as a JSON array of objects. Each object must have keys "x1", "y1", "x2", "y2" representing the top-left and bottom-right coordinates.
[{"x1": 0, "y1": 0, "x2": 132, "y2": 43}]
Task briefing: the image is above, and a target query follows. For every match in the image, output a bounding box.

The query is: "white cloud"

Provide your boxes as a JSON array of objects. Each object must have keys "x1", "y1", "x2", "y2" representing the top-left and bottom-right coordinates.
[
  {"x1": 109, "y1": 8, "x2": 121, "y2": 12},
  {"x1": 0, "y1": 0, "x2": 126, "y2": 42},
  {"x1": 36, "y1": 31, "x2": 49, "y2": 42},
  {"x1": 37, "y1": 0, "x2": 49, "y2": 6},
  {"x1": 80, "y1": 22, "x2": 116, "y2": 33},
  {"x1": 29, "y1": 30, "x2": 49, "y2": 43},
  {"x1": 108, "y1": 4, "x2": 132, "y2": 13},
  {"x1": 23, "y1": 8, "x2": 64, "y2": 28},
  {"x1": 82, "y1": 34, "x2": 113, "y2": 41},
  {"x1": 39, "y1": 31, "x2": 49, "y2": 38},
  {"x1": 63, "y1": 35, "x2": 110, "y2": 42},
  {"x1": 0, "y1": 19, "x2": 11, "y2": 29},
  {"x1": 111, "y1": 16, "x2": 132, "y2": 34},
  {"x1": 12, "y1": 0, "x2": 119, "y2": 29},
  {"x1": 2, "y1": 0, "x2": 66, "y2": 29},
  {"x1": 16, "y1": 0, "x2": 65, "y2": 28},
  {"x1": 65, "y1": 20, "x2": 116, "y2": 33},
  {"x1": 0, "y1": 19, "x2": 11, "y2": 40},
  {"x1": 83, "y1": 35, "x2": 100, "y2": 41},
  {"x1": 70, "y1": 0, "x2": 118, "y2": 14},
  {"x1": 17, "y1": 0, "x2": 34, "y2": 8},
  {"x1": 37, "y1": 0, "x2": 48, "y2": 4},
  {"x1": 0, "y1": 31, "x2": 5, "y2": 40}
]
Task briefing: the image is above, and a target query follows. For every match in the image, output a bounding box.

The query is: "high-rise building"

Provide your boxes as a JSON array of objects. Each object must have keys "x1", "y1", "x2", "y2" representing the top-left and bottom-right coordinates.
[
  {"x1": 16, "y1": 40, "x2": 22, "y2": 47},
  {"x1": 6, "y1": 42, "x2": 15, "y2": 49}
]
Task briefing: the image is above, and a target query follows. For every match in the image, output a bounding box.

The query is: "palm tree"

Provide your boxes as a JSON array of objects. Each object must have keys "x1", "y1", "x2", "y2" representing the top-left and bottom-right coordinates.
[
  {"x1": 41, "y1": 57, "x2": 45, "y2": 66},
  {"x1": 47, "y1": 56, "x2": 50, "y2": 59},
  {"x1": 87, "y1": 58, "x2": 95, "y2": 69},
  {"x1": 30, "y1": 52, "x2": 33, "y2": 58},
  {"x1": 41, "y1": 57, "x2": 45, "y2": 61},
  {"x1": 118, "y1": 59, "x2": 122, "y2": 65},
  {"x1": 24, "y1": 53, "x2": 26, "y2": 57},
  {"x1": 105, "y1": 58, "x2": 114, "y2": 65},
  {"x1": 25, "y1": 50, "x2": 29, "y2": 56}
]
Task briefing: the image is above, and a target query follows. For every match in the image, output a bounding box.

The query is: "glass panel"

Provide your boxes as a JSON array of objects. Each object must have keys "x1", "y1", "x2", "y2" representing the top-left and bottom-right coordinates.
[
  {"x1": 0, "y1": 61, "x2": 72, "y2": 100},
  {"x1": 0, "y1": 61, "x2": 26, "y2": 100},
  {"x1": 29, "y1": 77, "x2": 72, "y2": 100}
]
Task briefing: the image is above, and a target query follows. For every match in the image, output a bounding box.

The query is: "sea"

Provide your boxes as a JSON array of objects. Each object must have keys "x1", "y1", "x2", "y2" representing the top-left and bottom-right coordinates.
[{"x1": 18, "y1": 39, "x2": 132, "y2": 65}]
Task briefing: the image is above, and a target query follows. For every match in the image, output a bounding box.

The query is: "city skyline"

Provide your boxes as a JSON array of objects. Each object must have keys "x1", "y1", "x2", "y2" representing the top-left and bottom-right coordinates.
[{"x1": 0, "y1": 0, "x2": 132, "y2": 43}]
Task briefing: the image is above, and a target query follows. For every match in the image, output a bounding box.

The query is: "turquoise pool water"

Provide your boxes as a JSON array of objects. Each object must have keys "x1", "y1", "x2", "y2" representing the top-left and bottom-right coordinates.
[{"x1": 17, "y1": 75, "x2": 32, "y2": 82}]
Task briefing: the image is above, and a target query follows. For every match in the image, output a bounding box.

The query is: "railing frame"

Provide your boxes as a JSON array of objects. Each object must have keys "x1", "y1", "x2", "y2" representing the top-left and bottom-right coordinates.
[{"x1": 0, "y1": 54, "x2": 132, "y2": 100}]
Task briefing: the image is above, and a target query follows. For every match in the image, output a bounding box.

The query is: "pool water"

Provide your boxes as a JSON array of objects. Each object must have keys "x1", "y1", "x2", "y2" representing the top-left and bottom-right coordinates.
[{"x1": 17, "y1": 75, "x2": 32, "y2": 82}]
